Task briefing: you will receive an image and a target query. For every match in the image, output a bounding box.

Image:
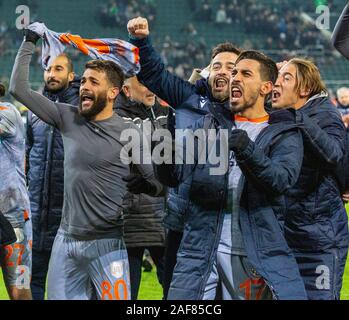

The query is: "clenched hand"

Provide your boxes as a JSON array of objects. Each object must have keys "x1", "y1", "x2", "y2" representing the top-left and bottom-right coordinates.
[{"x1": 127, "y1": 17, "x2": 150, "y2": 39}]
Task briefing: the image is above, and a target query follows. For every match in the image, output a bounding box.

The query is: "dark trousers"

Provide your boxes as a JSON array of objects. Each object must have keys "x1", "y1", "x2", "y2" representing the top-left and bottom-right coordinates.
[
  {"x1": 127, "y1": 246, "x2": 165, "y2": 300},
  {"x1": 30, "y1": 249, "x2": 51, "y2": 300},
  {"x1": 163, "y1": 230, "x2": 183, "y2": 300}
]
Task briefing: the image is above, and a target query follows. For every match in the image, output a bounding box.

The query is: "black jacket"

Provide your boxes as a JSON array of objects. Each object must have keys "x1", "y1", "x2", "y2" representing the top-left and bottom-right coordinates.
[{"x1": 114, "y1": 93, "x2": 168, "y2": 247}]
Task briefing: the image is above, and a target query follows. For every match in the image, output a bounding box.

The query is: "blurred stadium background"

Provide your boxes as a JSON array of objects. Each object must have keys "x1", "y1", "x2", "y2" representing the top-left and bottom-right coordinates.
[
  {"x1": 1, "y1": 0, "x2": 349, "y2": 95},
  {"x1": 0, "y1": 0, "x2": 349, "y2": 300}
]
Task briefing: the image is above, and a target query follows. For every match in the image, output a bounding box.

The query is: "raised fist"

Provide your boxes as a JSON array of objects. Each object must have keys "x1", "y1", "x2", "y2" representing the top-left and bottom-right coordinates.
[{"x1": 127, "y1": 17, "x2": 150, "y2": 39}]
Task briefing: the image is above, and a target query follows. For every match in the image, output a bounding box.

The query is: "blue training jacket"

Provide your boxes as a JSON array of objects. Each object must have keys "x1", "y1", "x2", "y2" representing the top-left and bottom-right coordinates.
[
  {"x1": 155, "y1": 106, "x2": 308, "y2": 300},
  {"x1": 128, "y1": 36, "x2": 225, "y2": 233}
]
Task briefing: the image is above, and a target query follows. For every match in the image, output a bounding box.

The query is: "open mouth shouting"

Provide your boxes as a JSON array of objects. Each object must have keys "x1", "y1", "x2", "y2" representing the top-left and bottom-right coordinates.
[
  {"x1": 272, "y1": 89, "x2": 281, "y2": 104},
  {"x1": 214, "y1": 77, "x2": 229, "y2": 92},
  {"x1": 230, "y1": 85, "x2": 243, "y2": 104},
  {"x1": 80, "y1": 92, "x2": 95, "y2": 109}
]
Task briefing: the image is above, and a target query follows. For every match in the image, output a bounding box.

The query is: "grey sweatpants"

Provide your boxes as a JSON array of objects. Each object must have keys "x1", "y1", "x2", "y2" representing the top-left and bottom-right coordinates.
[{"x1": 47, "y1": 229, "x2": 130, "y2": 300}]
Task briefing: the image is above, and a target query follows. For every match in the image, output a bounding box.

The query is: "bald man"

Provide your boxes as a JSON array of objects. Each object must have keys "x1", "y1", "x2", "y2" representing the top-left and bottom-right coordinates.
[
  {"x1": 114, "y1": 76, "x2": 168, "y2": 300},
  {"x1": 336, "y1": 87, "x2": 349, "y2": 128}
]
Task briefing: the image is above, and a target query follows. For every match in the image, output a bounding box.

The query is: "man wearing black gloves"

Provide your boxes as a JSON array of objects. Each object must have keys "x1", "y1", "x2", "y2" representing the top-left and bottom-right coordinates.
[
  {"x1": 273, "y1": 58, "x2": 349, "y2": 300},
  {"x1": 27, "y1": 52, "x2": 79, "y2": 300},
  {"x1": 154, "y1": 51, "x2": 307, "y2": 300},
  {"x1": 9, "y1": 28, "x2": 163, "y2": 300},
  {"x1": 115, "y1": 76, "x2": 168, "y2": 300}
]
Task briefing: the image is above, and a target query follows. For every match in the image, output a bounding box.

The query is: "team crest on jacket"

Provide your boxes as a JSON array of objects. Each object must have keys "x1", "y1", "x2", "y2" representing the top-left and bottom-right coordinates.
[
  {"x1": 111, "y1": 261, "x2": 124, "y2": 278},
  {"x1": 199, "y1": 97, "x2": 208, "y2": 109}
]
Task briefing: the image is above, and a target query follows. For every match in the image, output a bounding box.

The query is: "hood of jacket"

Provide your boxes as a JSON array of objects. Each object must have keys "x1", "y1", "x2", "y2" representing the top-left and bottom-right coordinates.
[{"x1": 114, "y1": 92, "x2": 168, "y2": 120}]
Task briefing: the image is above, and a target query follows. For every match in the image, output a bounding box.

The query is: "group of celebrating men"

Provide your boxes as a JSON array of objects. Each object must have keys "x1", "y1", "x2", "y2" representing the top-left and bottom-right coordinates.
[{"x1": 2, "y1": 3, "x2": 349, "y2": 300}]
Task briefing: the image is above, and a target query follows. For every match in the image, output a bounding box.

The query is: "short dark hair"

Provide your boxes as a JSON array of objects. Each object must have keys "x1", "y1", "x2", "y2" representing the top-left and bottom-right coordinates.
[
  {"x1": 57, "y1": 53, "x2": 74, "y2": 73},
  {"x1": 0, "y1": 83, "x2": 5, "y2": 97},
  {"x1": 235, "y1": 50, "x2": 278, "y2": 84},
  {"x1": 85, "y1": 60, "x2": 125, "y2": 89},
  {"x1": 211, "y1": 42, "x2": 241, "y2": 60}
]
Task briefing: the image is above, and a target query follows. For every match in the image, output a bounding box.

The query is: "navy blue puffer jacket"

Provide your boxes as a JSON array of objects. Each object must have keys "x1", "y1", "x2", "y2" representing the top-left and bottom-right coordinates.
[
  {"x1": 128, "y1": 36, "x2": 229, "y2": 232},
  {"x1": 284, "y1": 94, "x2": 349, "y2": 300},
  {"x1": 155, "y1": 107, "x2": 307, "y2": 300}
]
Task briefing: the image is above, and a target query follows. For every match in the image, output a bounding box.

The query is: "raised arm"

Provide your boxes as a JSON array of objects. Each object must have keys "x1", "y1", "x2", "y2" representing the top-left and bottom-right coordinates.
[
  {"x1": 9, "y1": 38, "x2": 63, "y2": 129},
  {"x1": 331, "y1": 3, "x2": 349, "y2": 59},
  {"x1": 25, "y1": 111, "x2": 34, "y2": 178},
  {"x1": 127, "y1": 17, "x2": 196, "y2": 108}
]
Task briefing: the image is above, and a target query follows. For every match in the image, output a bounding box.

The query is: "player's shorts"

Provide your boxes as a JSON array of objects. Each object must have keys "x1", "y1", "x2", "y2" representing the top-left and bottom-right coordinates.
[
  {"x1": 0, "y1": 219, "x2": 32, "y2": 289},
  {"x1": 47, "y1": 229, "x2": 130, "y2": 300},
  {"x1": 203, "y1": 251, "x2": 272, "y2": 300}
]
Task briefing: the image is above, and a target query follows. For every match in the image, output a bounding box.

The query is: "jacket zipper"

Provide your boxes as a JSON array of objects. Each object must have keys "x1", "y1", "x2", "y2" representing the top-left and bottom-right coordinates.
[
  {"x1": 198, "y1": 121, "x2": 229, "y2": 298},
  {"x1": 236, "y1": 125, "x2": 284, "y2": 300},
  {"x1": 332, "y1": 248, "x2": 339, "y2": 299}
]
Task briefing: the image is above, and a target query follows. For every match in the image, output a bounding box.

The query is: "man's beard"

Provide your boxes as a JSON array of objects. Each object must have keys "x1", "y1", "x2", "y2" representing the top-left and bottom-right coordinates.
[
  {"x1": 209, "y1": 77, "x2": 230, "y2": 102},
  {"x1": 45, "y1": 79, "x2": 69, "y2": 94},
  {"x1": 230, "y1": 89, "x2": 259, "y2": 114},
  {"x1": 78, "y1": 91, "x2": 108, "y2": 120},
  {"x1": 212, "y1": 90, "x2": 229, "y2": 102}
]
